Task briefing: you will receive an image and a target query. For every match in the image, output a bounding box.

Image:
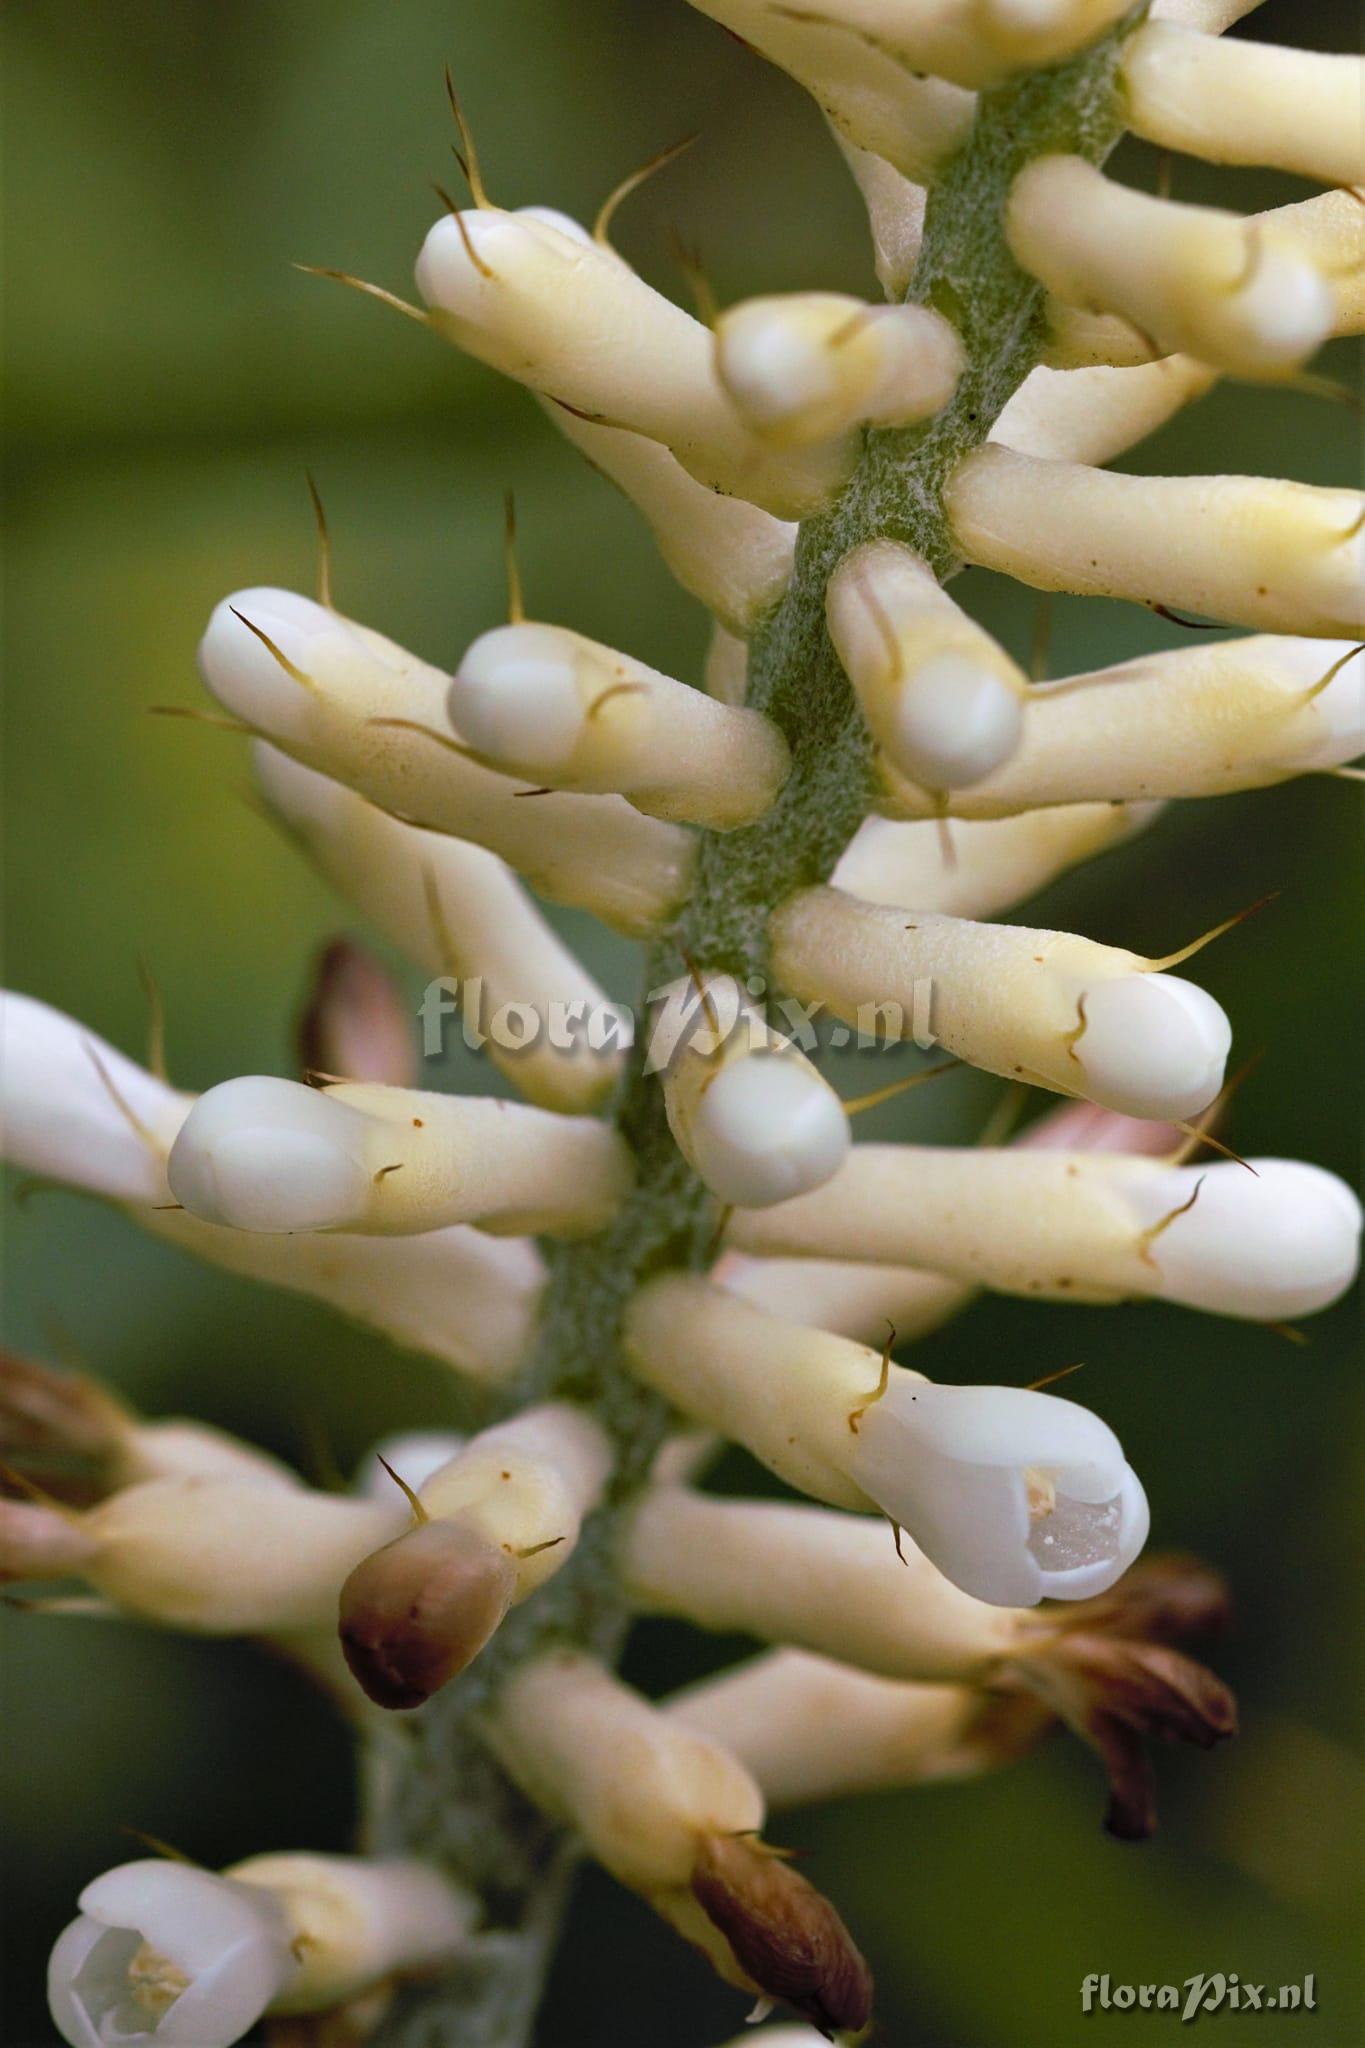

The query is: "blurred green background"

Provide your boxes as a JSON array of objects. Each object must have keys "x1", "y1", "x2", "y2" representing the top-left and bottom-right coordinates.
[{"x1": 2, "y1": 2, "x2": 1361, "y2": 2042}]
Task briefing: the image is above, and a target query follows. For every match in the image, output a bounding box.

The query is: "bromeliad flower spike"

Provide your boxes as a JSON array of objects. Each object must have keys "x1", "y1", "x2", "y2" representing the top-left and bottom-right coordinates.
[{"x1": 4, "y1": 3, "x2": 1362, "y2": 2042}]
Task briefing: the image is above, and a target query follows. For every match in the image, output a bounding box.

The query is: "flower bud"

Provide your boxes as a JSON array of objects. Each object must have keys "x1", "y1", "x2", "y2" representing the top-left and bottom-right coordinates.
[
  {"x1": 827, "y1": 541, "x2": 1026, "y2": 792},
  {"x1": 715, "y1": 1098, "x2": 1184, "y2": 1345},
  {"x1": 199, "y1": 591, "x2": 695, "y2": 936},
  {"x1": 298, "y1": 939, "x2": 414, "y2": 1089},
  {"x1": 256, "y1": 744, "x2": 620, "y2": 1112},
  {"x1": 47, "y1": 1477, "x2": 404, "y2": 1632},
  {"x1": 846, "y1": 1380, "x2": 1149, "y2": 1606},
  {"x1": 835, "y1": 804, "x2": 1158, "y2": 918},
  {"x1": 771, "y1": 886, "x2": 1231, "y2": 1120},
  {"x1": 447, "y1": 622, "x2": 790, "y2": 828},
  {"x1": 878, "y1": 635, "x2": 1363, "y2": 819},
  {"x1": 670, "y1": 1650, "x2": 1048, "y2": 1811},
  {"x1": 340, "y1": 1404, "x2": 611, "y2": 1706},
  {"x1": 652, "y1": 974, "x2": 849, "y2": 1208},
  {"x1": 948, "y1": 447, "x2": 1364, "y2": 640},
  {"x1": 622, "y1": 1487, "x2": 1020, "y2": 1678},
  {"x1": 625, "y1": 1275, "x2": 1148, "y2": 1605},
  {"x1": 0, "y1": 991, "x2": 190, "y2": 1204},
  {"x1": 414, "y1": 207, "x2": 849, "y2": 517},
  {"x1": 1008, "y1": 156, "x2": 1336, "y2": 380},
  {"x1": 715, "y1": 293, "x2": 960, "y2": 449},
  {"x1": 48, "y1": 1854, "x2": 474, "y2": 2048},
  {"x1": 543, "y1": 400, "x2": 795, "y2": 633},
  {"x1": 485, "y1": 1650, "x2": 871, "y2": 2031},
  {"x1": 1122, "y1": 26, "x2": 1364, "y2": 189},
  {"x1": 728, "y1": 1145, "x2": 1362, "y2": 1321},
  {"x1": 167, "y1": 1074, "x2": 632, "y2": 1237},
  {"x1": 684, "y1": 0, "x2": 973, "y2": 180},
  {"x1": 339, "y1": 1518, "x2": 517, "y2": 1710},
  {"x1": 0, "y1": 995, "x2": 544, "y2": 1380}
]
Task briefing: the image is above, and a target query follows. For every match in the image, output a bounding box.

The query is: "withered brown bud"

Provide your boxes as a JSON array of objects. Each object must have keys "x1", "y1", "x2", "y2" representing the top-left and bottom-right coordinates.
[
  {"x1": 1038, "y1": 1633, "x2": 1238, "y2": 1843},
  {"x1": 338, "y1": 1518, "x2": 517, "y2": 1709},
  {"x1": 1057, "y1": 1552, "x2": 1231, "y2": 1649},
  {"x1": 690, "y1": 1831, "x2": 873, "y2": 2039},
  {"x1": 0, "y1": 1349, "x2": 128, "y2": 1468},
  {"x1": 299, "y1": 939, "x2": 416, "y2": 1087}
]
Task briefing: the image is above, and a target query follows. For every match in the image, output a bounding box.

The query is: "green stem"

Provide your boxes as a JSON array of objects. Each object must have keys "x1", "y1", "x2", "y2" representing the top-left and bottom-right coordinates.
[{"x1": 373, "y1": 24, "x2": 1134, "y2": 2045}]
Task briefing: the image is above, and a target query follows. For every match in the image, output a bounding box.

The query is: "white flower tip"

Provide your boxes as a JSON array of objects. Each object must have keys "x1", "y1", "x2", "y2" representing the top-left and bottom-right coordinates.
[
  {"x1": 715, "y1": 303, "x2": 839, "y2": 435},
  {"x1": 1235, "y1": 246, "x2": 1336, "y2": 370},
  {"x1": 49, "y1": 1861, "x2": 293, "y2": 2048},
  {"x1": 1074, "y1": 973, "x2": 1230, "y2": 1122},
  {"x1": 197, "y1": 588, "x2": 332, "y2": 727},
  {"x1": 690, "y1": 1055, "x2": 851, "y2": 1208},
  {"x1": 887, "y1": 654, "x2": 1024, "y2": 789},
  {"x1": 415, "y1": 207, "x2": 544, "y2": 312},
  {"x1": 166, "y1": 1076, "x2": 372, "y2": 1234},
  {"x1": 848, "y1": 1381, "x2": 1148, "y2": 1607},
  {"x1": 1143, "y1": 1158, "x2": 1363, "y2": 1320},
  {"x1": 447, "y1": 623, "x2": 585, "y2": 774}
]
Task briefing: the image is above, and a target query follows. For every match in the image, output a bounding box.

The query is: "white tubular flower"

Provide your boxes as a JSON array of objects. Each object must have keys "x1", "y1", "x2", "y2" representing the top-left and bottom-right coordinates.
[
  {"x1": 946, "y1": 447, "x2": 1365, "y2": 636},
  {"x1": 622, "y1": 1488, "x2": 1021, "y2": 1680},
  {"x1": 543, "y1": 401, "x2": 795, "y2": 634},
  {"x1": 0, "y1": 992, "x2": 191, "y2": 1205},
  {"x1": 992, "y1": 357, "x2": 1218, "y2": 467},
  {"x1": 847, "y1": 1381, "x2": 1149, "y2": 1606},
  {"x1": 48, "y1": 1854, "x2": 474, "y2": 2048},
  {"x1": 876, "y1": 636, "x2": 1365, "y2": 820},
  {"x1": 652, "y1": 973, "x2": 849, "y2": 1208},
  {"x1": 485, "y1": 1649, "x2": 873, "y2": 2035},
  {"x1": 198, "y1": 591, "x2": 695, "y2": 938},
  {"x1": 0, "y1": 992, "x2": 544, "y2": 1378},
  {"x1": 713, "y1": 2032, "x2": 828, "y2": 2048},
  {"x1": 1113, "y1": 1158, "x2": 1363, "y2": 1321},
  {"x1": 49, "y1": 1861, "x2": 297, "y2": 2048},
  {"x1": 340, "y1": 1404, "x2": 612, "y2": 1707},
  {"x1": 685, "y1": 0, "x2": 974, "y2": 181},
  {"x1": 832, "y1": 132, "x2": 926, "y2": 303},
  {"x1": 352, "y1": 1430, "x2": 467, "y2": 1501},
  {"x1": 834, "y1": 805, "x2": 1158, "y2": 919},
  {"x1": 624, "y1": 1275, "x2": 1147, "y2": 1605},
  {"x1": 714, "y1": 1247, "x2": 972, "y2": 1347},
  {"x1": 1043, "y1": 191, "x2": 1365, "y2": 367},
  {"x1": 1007, "y1": 156, "x2": 1336, "y2": 380},
  {"x1": 714, "y1": 293, "x2": 961, "y2": 450},
  {"x1": 414, "y1": 207, "x2": 848, "y2": 519},
  {"x1": 669, "y1": 1650, "x2": 1035, "y2": 1810},
  {"x1": 826, "y1": 541, "x2": 1027, "y2": 791},
  {"x1": 1122, "y1": 27, "x2": 1364, "y2": 189},
  {"x1": 738, "y1": 0, "x2": 1131, "y2": 91},
  {"x1": 716, "y1": 1098, "x2": 1185, "y2": 1346},
  {"x1": 727, "y1": 1146, "x2": 1363, "y2": 1320},
  {"x1": 256, "y1": 747, "x2": 618, "y2": 1114},
  {"x1": 447, "y1": 622, "x2": 790, "y2": 829},
  {"x1": 0, "y1": 1349, "x2": 300, "y2": 1497},
  {"x1": 771, "y1": 886, "x2": 1231, "y2": 1120},
  {"x1": 3, "y1": 1476, "x2": 403, "y2": 1631},
  {"x1": 166, "y1": 1074, "x2": 632, "y2": 1238}
]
